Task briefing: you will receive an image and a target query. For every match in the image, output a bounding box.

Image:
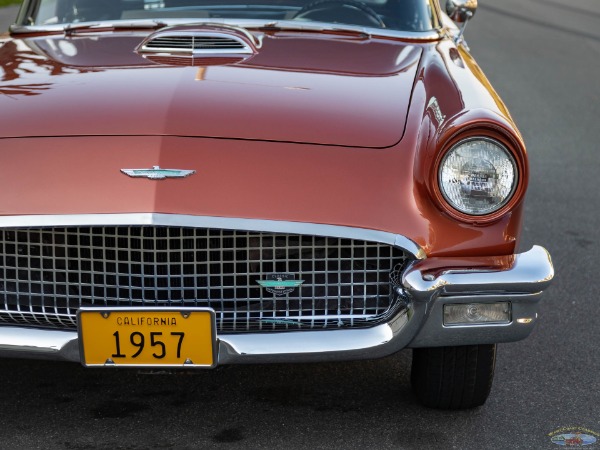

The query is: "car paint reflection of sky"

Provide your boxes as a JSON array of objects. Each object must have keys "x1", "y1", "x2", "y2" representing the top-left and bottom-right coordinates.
[{"x1": 0, "y1": 34, "x2": 421, "y2": 148}]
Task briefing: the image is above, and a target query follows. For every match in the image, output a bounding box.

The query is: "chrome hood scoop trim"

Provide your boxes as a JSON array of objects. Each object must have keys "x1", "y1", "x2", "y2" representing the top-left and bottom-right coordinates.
[{"x1": 136, "y1": 24, "x2": 259, "y2": 66}]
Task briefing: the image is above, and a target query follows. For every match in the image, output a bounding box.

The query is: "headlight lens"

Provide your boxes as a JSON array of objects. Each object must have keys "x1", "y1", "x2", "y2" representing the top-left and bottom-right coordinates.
[{"x1": 439, "y1": 138, "x2": 518, "y2": 216}]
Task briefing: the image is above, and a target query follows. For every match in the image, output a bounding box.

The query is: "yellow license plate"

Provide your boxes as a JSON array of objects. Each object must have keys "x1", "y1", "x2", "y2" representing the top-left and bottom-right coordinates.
[{"x1": 78, "y1": 308, "x2": 216, "y2": 368}]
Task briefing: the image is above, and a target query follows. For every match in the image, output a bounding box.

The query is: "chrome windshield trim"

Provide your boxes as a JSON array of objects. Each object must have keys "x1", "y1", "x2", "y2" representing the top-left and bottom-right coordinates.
[
  {"x1": 10, "y1": 20, "x2": 165, "y2": 34},
  {"x1": 10, "y1": 18, "x2": 442, "y2": 41},
  {"x1": 0, "y1": 213, "x2": 425, "y2": 259}
]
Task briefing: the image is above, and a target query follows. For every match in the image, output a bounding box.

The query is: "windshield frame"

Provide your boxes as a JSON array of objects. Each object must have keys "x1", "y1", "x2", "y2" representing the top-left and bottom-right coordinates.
[{"x1": 12, "y1": 0, "x2": 444, "y2": 40}]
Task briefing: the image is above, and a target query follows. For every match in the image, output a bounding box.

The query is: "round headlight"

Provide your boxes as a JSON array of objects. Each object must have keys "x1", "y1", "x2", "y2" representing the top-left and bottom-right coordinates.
[{"x1": 438, "y1": 138, "x2": 518, "y2": 216}]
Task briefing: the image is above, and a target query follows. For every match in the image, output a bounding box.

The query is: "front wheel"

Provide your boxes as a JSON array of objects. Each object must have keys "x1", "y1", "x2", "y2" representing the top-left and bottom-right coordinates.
[{"x1": 411, "y1": 344, "x2": 496, "y2": 409}]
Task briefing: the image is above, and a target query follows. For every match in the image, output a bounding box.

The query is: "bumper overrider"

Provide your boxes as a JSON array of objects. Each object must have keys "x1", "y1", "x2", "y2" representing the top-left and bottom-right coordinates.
[{"x1": 0, "y1": 216, "x2": 553, "y2": 366}]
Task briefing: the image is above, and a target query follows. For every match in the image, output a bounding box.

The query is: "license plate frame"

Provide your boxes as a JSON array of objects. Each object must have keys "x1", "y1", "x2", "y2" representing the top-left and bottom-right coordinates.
[{"x1": 77, "y1": 307, "x2": 217, "y2": 369}]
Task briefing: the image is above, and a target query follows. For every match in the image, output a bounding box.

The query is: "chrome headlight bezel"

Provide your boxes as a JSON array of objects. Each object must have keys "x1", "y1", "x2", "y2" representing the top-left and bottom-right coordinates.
[{"x1": 437, "y1": 137, "x2": 519, "y2": 217}]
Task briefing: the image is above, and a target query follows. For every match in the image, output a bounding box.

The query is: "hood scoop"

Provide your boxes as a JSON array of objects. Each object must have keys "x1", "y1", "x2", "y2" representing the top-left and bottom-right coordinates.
[{"x1": 136, "y1": 24, "x2": 259, "y2": 66}]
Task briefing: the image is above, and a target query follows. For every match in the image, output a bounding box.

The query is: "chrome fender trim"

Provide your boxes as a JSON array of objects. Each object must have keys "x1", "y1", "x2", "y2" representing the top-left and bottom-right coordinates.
[
  {"x1": 402, "y1": 245, "x2": 554, "y2": 301},
  {"x1": 402, "y1": 246, "x2": 554, "y2": 347}
]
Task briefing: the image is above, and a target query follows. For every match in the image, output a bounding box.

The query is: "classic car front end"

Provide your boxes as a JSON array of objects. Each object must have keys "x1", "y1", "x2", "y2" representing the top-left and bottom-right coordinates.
[{"x1": 0, "y1": 0, "x2": 553, "y2": 409}]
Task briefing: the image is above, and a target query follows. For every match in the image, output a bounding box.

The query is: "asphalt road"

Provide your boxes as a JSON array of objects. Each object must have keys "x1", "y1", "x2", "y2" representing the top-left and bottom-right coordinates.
[
  {"x1": 1, "y1": 0, "x2": 599, "y2": 449},
  {"x1": 0, "y1": 4, "x2": 18, "y2": 31}
]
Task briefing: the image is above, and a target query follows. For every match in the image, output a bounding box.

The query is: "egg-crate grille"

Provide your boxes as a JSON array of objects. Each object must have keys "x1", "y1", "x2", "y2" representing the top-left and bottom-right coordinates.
[{"x1": 0, "y1": 226, "x2": 411, "y2": 332}]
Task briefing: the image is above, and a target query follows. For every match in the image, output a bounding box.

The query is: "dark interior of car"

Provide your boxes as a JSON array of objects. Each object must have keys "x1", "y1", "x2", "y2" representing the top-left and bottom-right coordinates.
[{"x1": 49, "y1": 0, "x2": 435, "y2": 31}]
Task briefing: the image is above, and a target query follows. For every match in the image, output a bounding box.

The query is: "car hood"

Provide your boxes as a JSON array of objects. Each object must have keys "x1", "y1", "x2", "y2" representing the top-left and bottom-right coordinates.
[{"x1": 0, "y1": 32, "x2": 422, "y2": 147}]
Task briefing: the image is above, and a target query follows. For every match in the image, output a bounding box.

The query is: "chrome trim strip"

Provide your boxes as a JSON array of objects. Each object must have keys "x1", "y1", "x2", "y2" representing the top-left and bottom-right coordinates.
[
  {"x1": 0, "y1": 213, "x2": 425, "y2": 258},
  {"x1": 10, "y1": 19, "x2": 443, "y2": 41},
  {"x1": 142, "y1": 47, "x2": 252, "y2": 55},
  {"x1": 0, "y1": 327, "x2": 80, "y2": 361},
  {"x1": 0, "y1": 304, "x2": 422, "y2": 364},
  {"x1": 217, "y1": 320, "x2": 409, "y2": 364}
]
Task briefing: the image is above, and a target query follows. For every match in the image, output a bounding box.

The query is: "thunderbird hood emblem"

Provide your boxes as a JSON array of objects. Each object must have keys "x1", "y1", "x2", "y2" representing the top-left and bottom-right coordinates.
[{"x1": 121, "y1": 166, "x2": 195, "y2": 180}]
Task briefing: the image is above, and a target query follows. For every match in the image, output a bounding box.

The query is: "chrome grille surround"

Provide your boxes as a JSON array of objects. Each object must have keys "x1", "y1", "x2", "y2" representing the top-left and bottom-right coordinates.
[{"x1": 0, "y1": 225, "x2": 412, "y2": 332}]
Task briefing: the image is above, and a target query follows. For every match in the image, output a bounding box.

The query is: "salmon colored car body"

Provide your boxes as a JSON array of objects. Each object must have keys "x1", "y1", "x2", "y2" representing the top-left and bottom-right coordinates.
[{"x1": 0, "y1": 0, "x2": 553, "y2": 408}]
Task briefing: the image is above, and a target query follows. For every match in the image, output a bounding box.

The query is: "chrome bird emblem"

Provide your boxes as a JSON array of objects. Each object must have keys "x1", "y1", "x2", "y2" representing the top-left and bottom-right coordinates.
[
  {"x1": 120, "y1": 166, "x2": 196, "y2": 180},
  {"x1": 257, "y1": 273, "x2": 305, "y2": 296}
]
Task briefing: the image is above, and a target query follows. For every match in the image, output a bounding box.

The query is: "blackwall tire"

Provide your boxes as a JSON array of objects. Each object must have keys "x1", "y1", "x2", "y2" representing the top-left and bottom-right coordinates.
[{"x1": 411, "y1": 344, "x2": 496, "y2": 409}]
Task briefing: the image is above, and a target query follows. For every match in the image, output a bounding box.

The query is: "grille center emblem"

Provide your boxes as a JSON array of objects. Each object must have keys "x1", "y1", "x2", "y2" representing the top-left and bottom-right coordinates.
[
  {"x1": 257, "y1": 273, "x2": 304, "y2": 296},
  {"x1": 121, "y1": 166, "x2": 195, "y2": 180}
]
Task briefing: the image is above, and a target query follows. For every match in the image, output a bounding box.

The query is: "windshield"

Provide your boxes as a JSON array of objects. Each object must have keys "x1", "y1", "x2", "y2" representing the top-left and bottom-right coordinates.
[{"x1": 29, "y1": 0, "x2": 438, "y2": 32}]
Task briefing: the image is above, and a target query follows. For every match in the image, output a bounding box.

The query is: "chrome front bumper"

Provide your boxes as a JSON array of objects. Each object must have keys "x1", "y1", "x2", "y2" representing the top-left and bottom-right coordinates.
[{"x1": 0, "y1": 245, "x2": 553, "y2": 365}]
